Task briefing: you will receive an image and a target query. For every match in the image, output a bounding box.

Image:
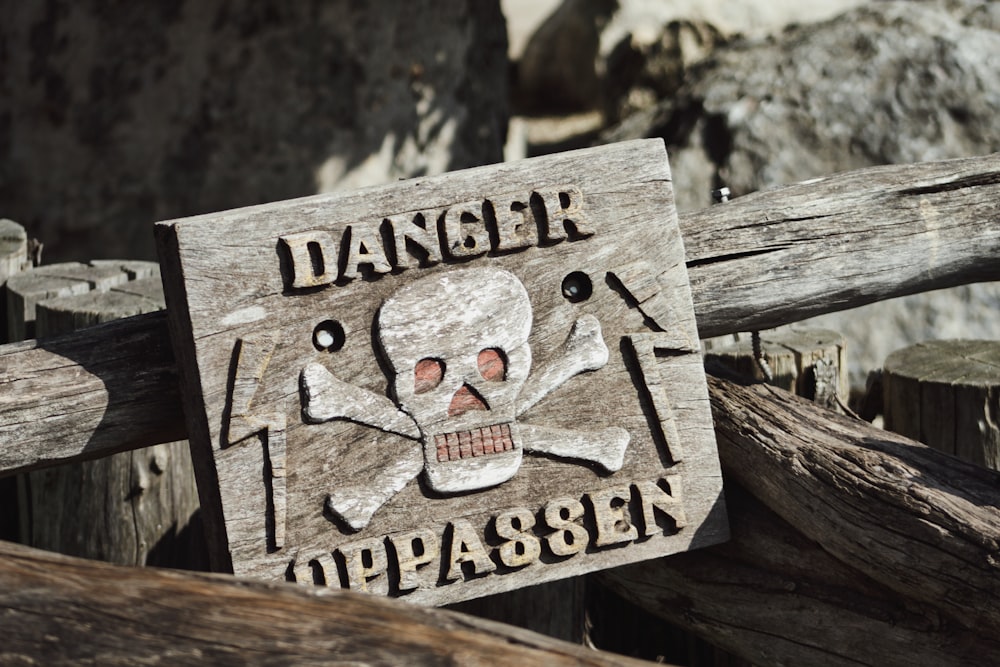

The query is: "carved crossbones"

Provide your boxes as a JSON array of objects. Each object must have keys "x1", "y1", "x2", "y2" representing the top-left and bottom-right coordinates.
[{"x1": 300, "y1": 267, "x2": 629, "y2": 530}]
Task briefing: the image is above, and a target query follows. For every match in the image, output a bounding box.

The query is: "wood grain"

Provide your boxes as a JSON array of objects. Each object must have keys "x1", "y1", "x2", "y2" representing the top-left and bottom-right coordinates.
[
  {"x1": 0, "y1": 311, "x2": 186, "y2": 476},
  {"x1": 883, "y1": 340, "x2": 1000, "y2": 467},
  {"x1": 704, "y1": 328, "x2": 848, "y2": 408},
  {"x1": 154, "y1": 139, "x2": 724, "y2": 602},
  {"x1": 13, "y1": 262, "x2": 203, "y2": 568},
  {"x1": 601, "y1": 481, "x2": 1000, "y2": 667},
  {"x1": 684, "y1": 152, "x2": 1000, "y2": 336},
  {"x1": 0, "y1": 537, "x2": 659, "y2": 667},
  {"x1": 2, "y1": 151, "x2": 998, "y2": 474},
  {"x1": 705, "y1": 373, "x2": 1000, "y2": 637}
]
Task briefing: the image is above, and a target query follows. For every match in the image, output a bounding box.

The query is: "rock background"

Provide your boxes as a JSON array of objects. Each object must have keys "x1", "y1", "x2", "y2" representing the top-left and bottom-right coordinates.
[
  {"x1": 0, "y1": 1, "x2": 508, "y2": 262},
  {"x1": 512, "y1": 0, "x2": 1000, "y2": 390}
]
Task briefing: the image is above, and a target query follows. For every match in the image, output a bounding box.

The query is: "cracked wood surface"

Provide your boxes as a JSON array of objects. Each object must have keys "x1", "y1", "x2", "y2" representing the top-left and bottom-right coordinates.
[
  {"x1": 0, "y1": 151, "x2": 998, "y2": 474},
  {"x1": 601, "y1": 374, "x2": 1000, "y2": 666},
  {"x1": 0, "y1": 538, "x2": 659, "y2": 667}
]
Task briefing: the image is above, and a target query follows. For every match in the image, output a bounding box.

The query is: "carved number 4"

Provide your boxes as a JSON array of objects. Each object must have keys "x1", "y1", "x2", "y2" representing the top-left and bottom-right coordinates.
[{"x1": 227, "y1": 334, "x2": 287, "y2": 549}]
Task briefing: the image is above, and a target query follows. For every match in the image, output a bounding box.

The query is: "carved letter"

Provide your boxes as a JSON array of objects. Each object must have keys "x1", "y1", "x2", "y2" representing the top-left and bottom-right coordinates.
[
  {"x1": 635, "y1": 476, "x2": 688, "y2": 538},
  {"x1": 386, "y1": 211, "x2": 443, "y2": 269},
  {"x1": 390, "y1": 528, "x2": 440, "y2": 591},
  {"x1": 342, "y1": 223, "x2": 392, "y2": 280},
  {"x1": 588, "y1": 486, "x2": 639, "y2": 547},
  {"x1": 280, "y1": 230, "x2": 337, "y2": 288},
  {"x1": 445, "y1": 519, "x2": 496, "y2": 580},
  {"x1": 495, "y1": 507, "x2": 541, "y2": 568},
  {"x1": 492, "y1": 195, "x2": 537, "y2": 251},
  {"x1": 338, "y1": 537, "x2": 389, "y2": 594},
  {"x1": 290, "y1": 552, "x2": 339, "y2": 587},
  {"x1": 543, "y1": 497, "x2": 590, "y2": 557},
  {"x1": 442, "y1": 201, "x2": 490, "y2": 258},
  {"x1": 537, "y1": 186, "x2": 592, "y2": 241}
]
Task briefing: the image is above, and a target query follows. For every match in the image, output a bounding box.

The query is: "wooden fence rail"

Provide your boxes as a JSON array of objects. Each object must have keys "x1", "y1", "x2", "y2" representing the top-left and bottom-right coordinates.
[
  {"x1": 1, "y1": 153, "x2": 997, "y2": 477},
  {"x1": 0, "y1": 537, "x2": 656, "y2": 667}
]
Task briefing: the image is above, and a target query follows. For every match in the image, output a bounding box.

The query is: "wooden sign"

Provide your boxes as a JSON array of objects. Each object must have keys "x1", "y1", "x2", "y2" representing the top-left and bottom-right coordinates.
[{"x1": 155, "y1": 139, "x2": 728, "y2": 605}]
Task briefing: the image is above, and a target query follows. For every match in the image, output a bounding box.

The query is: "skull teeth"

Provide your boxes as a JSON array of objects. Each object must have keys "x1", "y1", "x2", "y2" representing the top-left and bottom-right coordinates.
[{"x1": 435, "y1": 423, "x2": 515, "y2": 462}]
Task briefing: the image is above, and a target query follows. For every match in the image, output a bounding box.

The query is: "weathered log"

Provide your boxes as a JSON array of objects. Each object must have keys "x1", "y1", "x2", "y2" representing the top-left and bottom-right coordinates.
[
  {"x1": 0, "y1": 219, "x2": 30, "y2": 541},
  {"x1": 683, "y1": 152, "x2": 1000, "y2": 335},
  {"x1": 1, "y1": 152, "x2": 998, "y2": 475},
  {"x1": 597, "y1": 373, "x2": 1000, "y2": 665},
  {"x1": 601, "y1": 481, "x2": 1000, "y2": 667},
  {"x1": 0, "y1": 537, "x2": 658, "y2": 667},
  {"x1": 705, "y1": 374, "x2": 1000, "y2": 637},
  {"x1": 0, "y1": 311, "x2": 186, "y2": 476}
]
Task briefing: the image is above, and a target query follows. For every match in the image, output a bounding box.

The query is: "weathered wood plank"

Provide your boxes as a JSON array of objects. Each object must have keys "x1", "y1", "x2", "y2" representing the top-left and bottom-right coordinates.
[
  {"x1": 155, "y1": 139, "x2": 723, "y2": 602},
  {"x1": 684, "y1": 152, "x2": 1000, "y2": 336},
  {"x1": 0, "y1": 538, "x2": 659, "y2": 667},
  {"x1": 0, "y1": 311, "x2": 186, "y2": 476},
  {"x1": 1, "y1": 152, "x2": 999, "y2": 472}
]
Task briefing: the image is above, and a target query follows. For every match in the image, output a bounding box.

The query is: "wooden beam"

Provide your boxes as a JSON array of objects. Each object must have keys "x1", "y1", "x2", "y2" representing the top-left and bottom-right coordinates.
[
  {"x1": 701, "y1": 374, "x2": 1000, "y2": 638},
  {"x1": 0, "y1": 311, "x2": 186, "y2": 476},
  {"x1": 1, "y1": 153, "x2": 999, "y2": 473},
  {"x1": 600, "y1": 370, "x2": 1000, "y2": 665},
  {"x1": 684, "y1": 152, "x2": 1000, "y2": 336},
  {"x1": 601, "y1": 483, "x2": 1000, "y2": 667},
  {"x1": 0, "y1": 537, "x2": 658, "y2": 667}
]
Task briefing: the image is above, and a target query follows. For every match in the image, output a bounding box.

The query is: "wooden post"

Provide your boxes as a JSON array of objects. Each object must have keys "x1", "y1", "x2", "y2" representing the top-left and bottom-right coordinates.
[
  {"x1": 884, "y1": 340, "x2": 1000, "y2": 468},
  {"x1": 447, "y1": 579, "x2": 585, "y2": 643},
  {"x1": 0, "y1": 219, "x2": 30, "y2": 542},
  {"x1": 5, "y1": 261, "x2": 205, "y2": 568},
  {"x1": 704, "y1": 328, "x2": 849, "y2": 409}
]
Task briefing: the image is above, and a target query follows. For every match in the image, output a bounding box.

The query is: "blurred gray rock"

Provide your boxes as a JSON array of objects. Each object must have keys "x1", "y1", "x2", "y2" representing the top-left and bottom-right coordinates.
[
  {"x1": 514, "y1": 0, "x2": 864, "y2": 117},
  {"x1": 602, "y1": 0, "x2": 1000, "y2": 389},
  {"x1": 606, "y1": 0, "x2": 1000, "y2": 209},
  {"x1": 0, "y1": 1, "x2": 508, "y2": 262}
]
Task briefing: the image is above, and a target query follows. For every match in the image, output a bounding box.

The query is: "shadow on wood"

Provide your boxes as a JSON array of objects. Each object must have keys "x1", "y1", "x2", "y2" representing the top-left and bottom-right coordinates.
[
  {"x1": 602, "y1": 375, "x2": 1000, "y2": 666},
  {"x1": 0, "y1": 537, "x2": 662, "y2": 666}
]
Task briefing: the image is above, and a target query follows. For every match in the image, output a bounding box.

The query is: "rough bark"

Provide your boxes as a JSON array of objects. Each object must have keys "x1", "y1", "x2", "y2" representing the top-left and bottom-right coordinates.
[
  {"x1": 706, "y1": 374, "x2": 1000, "y2": 637},
  {"x1": 601, "y1": 481, "x2": 1000, "y2": 667},
  {"x1": 0, "y1": 538, "x2": 659, "y2": 667}
]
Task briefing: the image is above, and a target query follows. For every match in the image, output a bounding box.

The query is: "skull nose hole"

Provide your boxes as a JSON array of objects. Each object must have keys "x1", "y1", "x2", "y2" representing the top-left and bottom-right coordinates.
[
  {"x1": 449, "y1": 384, "x2": 489, "y2": 417},
  {"x1": 414, "y1": 358, "x2": 445, "y2": 394},
  {"x1": 478, "y1": 348, "x2": 507, "y2": 381}
]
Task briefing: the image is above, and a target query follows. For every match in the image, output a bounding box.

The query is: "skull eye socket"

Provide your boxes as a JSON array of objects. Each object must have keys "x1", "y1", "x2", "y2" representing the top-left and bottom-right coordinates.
[
  {"x1": 478, "y1": 348, "x2": 507, "y2": 381},
  {"x1": 414, "y1": 358, "x2": 445, "y2": 393}
]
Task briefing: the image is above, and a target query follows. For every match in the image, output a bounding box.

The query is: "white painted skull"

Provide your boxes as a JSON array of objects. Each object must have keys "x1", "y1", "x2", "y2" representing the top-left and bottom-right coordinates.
[{"x1": 378, "y1": 268, "x2": 532, "y2": 493}]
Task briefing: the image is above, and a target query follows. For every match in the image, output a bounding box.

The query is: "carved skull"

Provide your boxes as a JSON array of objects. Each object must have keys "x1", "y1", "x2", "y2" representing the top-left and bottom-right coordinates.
[{"x1": 378, "y1": 268, "x2": 532, "y2": 493}]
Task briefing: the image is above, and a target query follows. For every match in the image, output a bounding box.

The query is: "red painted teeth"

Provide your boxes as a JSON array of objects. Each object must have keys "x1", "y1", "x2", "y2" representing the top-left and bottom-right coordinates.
[{"x1": 435, "y1": 423, "x2": 514, "y2": 462}]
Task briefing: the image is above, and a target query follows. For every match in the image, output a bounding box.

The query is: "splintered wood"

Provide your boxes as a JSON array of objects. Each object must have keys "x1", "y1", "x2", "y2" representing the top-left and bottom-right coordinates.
[{"x1": 155, "y1": 139, "x2": 727, "y2": 605}]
